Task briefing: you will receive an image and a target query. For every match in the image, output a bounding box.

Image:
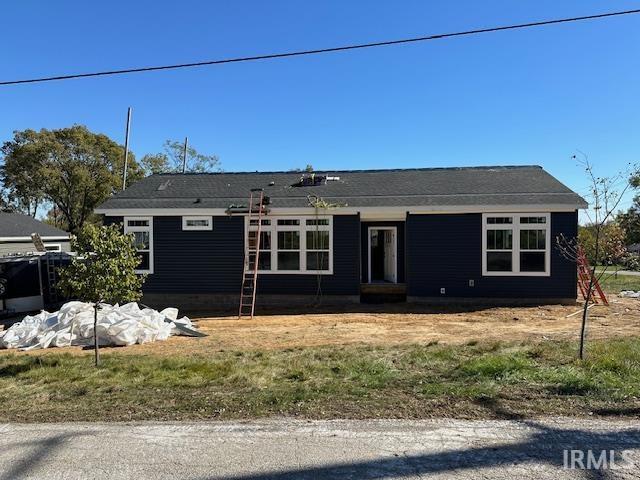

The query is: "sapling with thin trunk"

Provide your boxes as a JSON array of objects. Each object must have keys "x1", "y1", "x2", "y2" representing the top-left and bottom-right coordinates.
[
  {"x1": 58, "y1": 223, "x2": 145, "y2": 366},
  {"x1": 556, "y1": 153, "x2": 634, "y2": 359}
]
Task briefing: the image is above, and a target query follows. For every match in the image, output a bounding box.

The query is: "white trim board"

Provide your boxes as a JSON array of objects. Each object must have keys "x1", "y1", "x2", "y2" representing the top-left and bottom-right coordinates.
[
  {"x1": 97, "y1": 204, "x2": 583, "y2": 217},
  {"x1": 0, "y1": 236, "x2": 69, "y2": 242}
]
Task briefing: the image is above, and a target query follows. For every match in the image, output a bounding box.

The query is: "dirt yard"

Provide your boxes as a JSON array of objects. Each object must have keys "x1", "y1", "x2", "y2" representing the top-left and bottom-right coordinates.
[
  {"x1": 100, "y1": 295, "x2": 640, "y2": 356},
  {"x1": 3, "y1": 295, "x2": 638, "y2": 357}
]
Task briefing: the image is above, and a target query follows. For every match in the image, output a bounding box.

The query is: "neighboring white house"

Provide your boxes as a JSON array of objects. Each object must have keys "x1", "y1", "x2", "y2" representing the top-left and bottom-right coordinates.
[{"x1": 0, "y1": 211, "x2": 70, "y2": 256}]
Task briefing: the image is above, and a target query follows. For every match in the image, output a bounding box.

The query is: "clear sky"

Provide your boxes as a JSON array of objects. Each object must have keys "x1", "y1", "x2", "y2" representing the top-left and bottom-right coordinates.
[{"x1": 1, "y1": 1, "x2": 639, "y2": 214}]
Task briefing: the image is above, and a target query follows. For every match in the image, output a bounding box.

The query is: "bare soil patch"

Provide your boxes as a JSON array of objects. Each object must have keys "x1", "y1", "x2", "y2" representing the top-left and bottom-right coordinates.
[
  {"x1": 7, "y1": 295, "x2": 635, "y2": 357},
  {"x1": 2, "y1": 295, "x2": 637, "y2": 357}
]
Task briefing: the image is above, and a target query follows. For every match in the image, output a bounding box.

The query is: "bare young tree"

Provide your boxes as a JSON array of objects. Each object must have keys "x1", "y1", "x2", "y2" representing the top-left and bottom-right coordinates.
[{"x1": 556, "y1": 152, "x2": 634, "y2": 359}]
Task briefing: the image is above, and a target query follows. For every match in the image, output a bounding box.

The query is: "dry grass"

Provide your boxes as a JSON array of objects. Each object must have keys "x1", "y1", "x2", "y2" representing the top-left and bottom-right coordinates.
[
  {"x1": 0, "y1": 337, "x2": 639, "y2": 422},
  {"x1": 0, "y1": 294, "x2": 638, "y2": 422}
]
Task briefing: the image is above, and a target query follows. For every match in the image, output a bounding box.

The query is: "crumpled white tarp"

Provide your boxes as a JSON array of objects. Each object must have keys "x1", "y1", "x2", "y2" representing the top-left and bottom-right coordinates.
[
  {"x1": 0, "y1": 301, "x2": 196, "y2": 350},
  {"x1": 620, "y1": 290, "x2": 640, "y2": 298}
]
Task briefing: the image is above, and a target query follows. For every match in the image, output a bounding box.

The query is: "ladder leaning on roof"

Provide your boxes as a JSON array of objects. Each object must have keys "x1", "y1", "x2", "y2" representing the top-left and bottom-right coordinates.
[
  {"x1": 576, "y1": 246, "x2": 608, "y2": 306},
  {"x1": 238, "y1": 189, "x2": 267, "y2": 319},
  {"x1": 31, "y1": 233, "x2": 62, "y2": 305}
]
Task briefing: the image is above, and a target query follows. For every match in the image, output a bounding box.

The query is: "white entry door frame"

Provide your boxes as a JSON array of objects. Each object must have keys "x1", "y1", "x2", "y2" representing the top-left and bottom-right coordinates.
[{"x1": 367, "y1": 226, "x2": 398, "y2": 284}]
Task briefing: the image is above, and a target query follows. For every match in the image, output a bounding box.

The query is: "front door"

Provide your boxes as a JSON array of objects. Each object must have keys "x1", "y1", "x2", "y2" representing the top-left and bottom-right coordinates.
[
  {"x1": 383, "y1": 229, "x2": 397, "y2": 283},
  {"x1": 368, "y1": 228, "x2": 397, "y2": 283}
]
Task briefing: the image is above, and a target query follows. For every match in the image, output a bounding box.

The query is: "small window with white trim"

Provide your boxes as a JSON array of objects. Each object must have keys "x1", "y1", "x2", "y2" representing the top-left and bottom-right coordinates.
[
  {"x1": 44, "y1": 244, "x2": 62, "y2": 252},
  {"x1": 124, "y1": 217, "x2": 153, "y2": 274},
  {"x1": 482, "y1": 213, "x2": 550, "y2": 276},
  {"x1": 182, "y1": 216, "x2": 212, "y2": 231}
]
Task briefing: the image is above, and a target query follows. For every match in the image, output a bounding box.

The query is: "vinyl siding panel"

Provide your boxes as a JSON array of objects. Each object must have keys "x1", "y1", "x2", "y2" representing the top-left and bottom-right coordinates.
[
  {"x1": 258, "y1": 215, "x2": 361, "y2": 295},
  {"x1": 105, "y1": 215, "x2": 360, "y2": 296},
  {"x1": 406, "y1": 212, "x2": 578, "y2": 299},
  {"x1": 0, "y1": 241, "x2": 70, "y2": 256},
  {"x1": 145, "y1": 216, "x2": 243, "y2": 293}
]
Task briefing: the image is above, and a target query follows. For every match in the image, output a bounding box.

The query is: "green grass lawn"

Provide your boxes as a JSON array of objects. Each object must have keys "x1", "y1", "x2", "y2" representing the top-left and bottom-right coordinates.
[
  {"x1": 598, "y1": 272, "x2": 640, "y2": 292},
  {"x1": 1, "y1": 337, "x2": 639, "y2": 422}
]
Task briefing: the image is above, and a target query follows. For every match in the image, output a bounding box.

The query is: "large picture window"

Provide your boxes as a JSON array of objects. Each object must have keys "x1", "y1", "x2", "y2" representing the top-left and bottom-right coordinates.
[
  {"x1": 482, "y1": 213, "x2": 550, "y2": 276},
  {"x1": 124, "y1": 217, "x2": 153, "y2": 274},
  {"x1": 246, "y1": 216, "x2": 332, "y2": 274}
]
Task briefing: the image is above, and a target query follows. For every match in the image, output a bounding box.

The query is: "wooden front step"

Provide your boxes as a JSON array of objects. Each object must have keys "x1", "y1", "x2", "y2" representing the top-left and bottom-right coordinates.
[{"x1": 360, "y1": 283, "x2": 407, "y2": 295}]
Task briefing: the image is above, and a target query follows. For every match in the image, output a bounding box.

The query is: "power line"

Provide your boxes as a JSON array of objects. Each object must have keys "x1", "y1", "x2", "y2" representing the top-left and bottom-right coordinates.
[{"x1": 2, "y1": 8, "x2": 639, "y2": 86}]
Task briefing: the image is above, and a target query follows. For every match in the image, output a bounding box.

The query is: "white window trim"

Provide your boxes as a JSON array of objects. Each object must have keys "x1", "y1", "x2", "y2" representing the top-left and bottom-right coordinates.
[
  {"x1": 124, "y1": 216, "x2": 154, "y2": 274},
  {"x1": 482, "y1": 213, "x2": 551, "y2": 277},
  {"x1": 244, "y1": 216, "x2": 333, "y2": 275},
  {"x1": 182, "y1": 216, "x2": 213, "y2": 231},
  {"x1": 43, "y1": 244, "x2": 62, "y2": 252}
]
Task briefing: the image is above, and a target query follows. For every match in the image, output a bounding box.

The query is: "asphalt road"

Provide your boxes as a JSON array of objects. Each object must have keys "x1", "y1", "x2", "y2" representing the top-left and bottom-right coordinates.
[{"x1": 0, "y1": 418, "x2": 639, "y2": 479}]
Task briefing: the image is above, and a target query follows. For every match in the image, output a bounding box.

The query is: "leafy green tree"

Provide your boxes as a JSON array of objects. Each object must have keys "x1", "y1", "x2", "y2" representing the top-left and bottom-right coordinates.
[
  {"x1": 0, "y1": 129, "x2": 48, "y2": 216},
  {"x1": 617, "y1": 208, "x2": 640, "y2": 245},
  {"x1": 618, "y1": 170, "x2": 640, "y2": 245},
  {"x1": 0, "y1": 126, "x2": 144, "y2": 231},
  {"x1": 141, "y1": 140, "x2": 219, "y2": 174},
  {"x1": 578, "y1": 223, "x2": 628, "y2": 266},
  {"x1": 58, "y1": 223, "x2": 146, "y2": 366},
  {"x1": 43, "y1": 205, "x2": 68, "y2": 231},
  {"x1": 140, "y1": 153, "x2": 171, "y2": 175}
]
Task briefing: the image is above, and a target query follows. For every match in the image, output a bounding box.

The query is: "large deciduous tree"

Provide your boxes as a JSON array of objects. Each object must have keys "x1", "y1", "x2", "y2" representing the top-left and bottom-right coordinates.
[
  {"x1": 0, "y1": 126, "x2": 143, "y2": 232},
  {"x1": 618, "y1": 170, "x2": 640, "y2": 246},
  {"x1": 0, "y1": 129, "x2": 48, "y2": 216},
  {"x1": 140, "y1": 139, "x2": 219, "y2": 174},
  {"x1": 578, "y1": 222, "x2": 628, "y2": 266}
]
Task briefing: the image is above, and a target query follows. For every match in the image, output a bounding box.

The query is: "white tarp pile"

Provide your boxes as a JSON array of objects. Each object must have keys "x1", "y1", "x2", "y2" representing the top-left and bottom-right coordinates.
[
  {"x1": 620, "y1": 291, "x2": 640, "y2": 298},
  {"x1": 0, "y1": 301, "x2": 197, "y2": 350}
]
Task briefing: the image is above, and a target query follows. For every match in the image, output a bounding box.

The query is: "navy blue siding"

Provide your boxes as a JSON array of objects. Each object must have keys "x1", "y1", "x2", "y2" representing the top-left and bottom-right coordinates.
[
  {"x1": 360, "y1": 221, "x2": 406, "y2": 283},
  {"x1": 104, "y1": 215, "x2": 360, "y2": 296},
  {"x1": 145, "y1": 216, "x2": 243, "y2": 293},
  {"x1": 103, "y1": 216, "x2": 123, "y2": 227},
  {"x1": 406, "y1": 212, "x2": 578, "y2": 298},
  {"x1": 258, "y1": 215, "x2": 361, "y2": 295}
]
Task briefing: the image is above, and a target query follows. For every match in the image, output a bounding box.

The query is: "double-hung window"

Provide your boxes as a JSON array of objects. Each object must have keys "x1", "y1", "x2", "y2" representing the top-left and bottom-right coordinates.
[
  {"x1": 306, "y1": 219, "x2": 330, "y2": 271},
  {"x1": 482, "y1": 213, "x2": 550, "y2": 276},
  {"x1": 124, "y1": 217, "x2": 153, "y2": 274},
  {"x1": 246, "y1": 216, "x2": 332, "y2": 274},
  {"x1": 248, "y1": 219, "x2": 272, "y2": 271}
]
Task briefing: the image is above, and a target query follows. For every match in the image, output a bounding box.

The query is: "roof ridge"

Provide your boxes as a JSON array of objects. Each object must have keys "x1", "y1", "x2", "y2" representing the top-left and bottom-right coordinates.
[{"x1": 149, "y1": 165, "x2": 543, "y2": 176}]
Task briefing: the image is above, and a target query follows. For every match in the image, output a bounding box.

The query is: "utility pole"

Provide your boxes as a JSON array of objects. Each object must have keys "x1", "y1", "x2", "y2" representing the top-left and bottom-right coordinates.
[
  {"x1": 122, "y1": 107, "x2": 132, "y2": 190},
  {"x1": 182, "y1": 137, "x2": 188, "y2": 173}
]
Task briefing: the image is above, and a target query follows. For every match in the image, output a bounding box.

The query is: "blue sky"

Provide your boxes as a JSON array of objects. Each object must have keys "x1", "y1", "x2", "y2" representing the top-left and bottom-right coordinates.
[{"x1": 1, "y1": 1, "x2": 639, "y2": 213}]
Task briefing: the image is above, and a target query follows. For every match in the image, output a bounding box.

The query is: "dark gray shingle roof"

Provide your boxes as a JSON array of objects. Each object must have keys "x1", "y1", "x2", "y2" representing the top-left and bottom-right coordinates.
[
  {"x1": 0, "y1": 212, "x2": 69, "y2": 238},
  {"x1": 98, "y1": 166, "x2": 587, "y2": 210}
]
